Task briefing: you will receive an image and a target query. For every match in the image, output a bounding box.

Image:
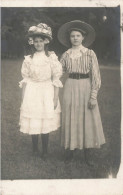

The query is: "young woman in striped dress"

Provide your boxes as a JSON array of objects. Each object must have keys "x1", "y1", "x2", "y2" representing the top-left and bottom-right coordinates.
[{"x1": 58, "y1": 20, "x2": 105, "y2": 164}]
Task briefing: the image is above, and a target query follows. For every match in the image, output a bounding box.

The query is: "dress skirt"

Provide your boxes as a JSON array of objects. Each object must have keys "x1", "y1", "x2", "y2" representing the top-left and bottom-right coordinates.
[
  {"x1": 61, "y1": 78, "x2": 105, "y2": 150},
  {"x1": 19, "y1": 80, "x2": 61, "y2": 135}
]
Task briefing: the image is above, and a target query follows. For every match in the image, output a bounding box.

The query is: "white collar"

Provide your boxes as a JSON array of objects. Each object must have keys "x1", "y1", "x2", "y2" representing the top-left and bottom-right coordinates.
[
  {"x1": 34, "y1": 51, "x2": 46, "y2": 56},
  {"x1": 66, "y1": 45, "x2": 88, "y2": 55}
]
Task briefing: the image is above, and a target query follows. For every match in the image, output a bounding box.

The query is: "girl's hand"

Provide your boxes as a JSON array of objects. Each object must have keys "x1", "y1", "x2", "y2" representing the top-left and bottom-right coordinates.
[
  {"x1": 88, "y1": 98, "x2": 97, "y2": 110},
  {"x1": 54, "y1": 97, "x2": 58, "y2": 110}
]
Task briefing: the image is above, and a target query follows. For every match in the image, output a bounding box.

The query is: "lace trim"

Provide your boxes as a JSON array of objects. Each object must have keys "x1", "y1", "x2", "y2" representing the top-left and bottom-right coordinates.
[{"x1": 20, "y1": 107, "x2": 61, "y2": 119}]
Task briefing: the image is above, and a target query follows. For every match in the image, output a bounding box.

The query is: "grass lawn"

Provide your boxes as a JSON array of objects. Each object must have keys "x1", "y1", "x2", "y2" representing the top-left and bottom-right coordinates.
[{"x1": 1, "y1": 59, "x2": 121, "y2": 179}]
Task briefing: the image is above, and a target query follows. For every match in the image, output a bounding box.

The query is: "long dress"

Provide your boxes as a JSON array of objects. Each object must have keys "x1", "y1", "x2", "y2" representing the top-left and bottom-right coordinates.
[
  {"x1": 19, "y1": 51, "x2": 63, "y2": 135},
  {"x1": 60, "y1": 45, "x2": 105, "y2": 150}
]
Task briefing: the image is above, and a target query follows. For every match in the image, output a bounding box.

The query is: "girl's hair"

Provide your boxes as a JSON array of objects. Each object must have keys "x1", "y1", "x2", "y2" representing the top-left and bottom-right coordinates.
[
  {"x1": 25, "y1": 34, "x2": 50, "y2": 57},
  {"x1": 69, "y1": 29, "x2": 86, "y2": 38}
]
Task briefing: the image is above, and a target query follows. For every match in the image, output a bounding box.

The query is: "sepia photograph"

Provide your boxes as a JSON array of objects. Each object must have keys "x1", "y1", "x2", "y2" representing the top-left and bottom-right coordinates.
[{"x1": 1, "y1": 0, "x2": 123, "y2": 194}]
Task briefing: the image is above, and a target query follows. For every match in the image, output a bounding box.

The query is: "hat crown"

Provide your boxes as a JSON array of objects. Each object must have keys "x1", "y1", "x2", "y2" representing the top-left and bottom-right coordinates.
[{"x1": 28, "y1": 23, "x2": 52, "y2": 39}]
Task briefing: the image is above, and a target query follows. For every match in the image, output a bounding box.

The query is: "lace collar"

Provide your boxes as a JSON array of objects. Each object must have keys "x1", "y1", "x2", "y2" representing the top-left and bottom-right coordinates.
[
  {"x1": 34, "y1": 51, "x2": 46, "y2": 56},
  {"x1": 66, "y1": 45, "x2": 88, "y2": 59}
]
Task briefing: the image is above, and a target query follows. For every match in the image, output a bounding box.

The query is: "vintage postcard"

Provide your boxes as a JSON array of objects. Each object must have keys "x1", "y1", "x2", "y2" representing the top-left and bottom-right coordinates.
[{"x1": 0, "y1": 0, "x2": 123, "y2": 194}]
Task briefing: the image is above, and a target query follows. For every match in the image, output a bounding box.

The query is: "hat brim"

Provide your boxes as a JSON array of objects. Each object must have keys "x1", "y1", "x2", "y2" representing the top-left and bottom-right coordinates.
[
  {"x1": 57, "y1": 20, "x2": 95, "y2": 47},
  {"x1": 28, "y1": 32, "x2": 52, "y2": 41}
]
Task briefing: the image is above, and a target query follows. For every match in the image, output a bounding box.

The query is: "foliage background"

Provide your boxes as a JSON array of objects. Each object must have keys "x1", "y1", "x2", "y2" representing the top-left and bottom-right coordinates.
[{"x1": 1, "y1": 6, "x2": 121, "y2": 64}]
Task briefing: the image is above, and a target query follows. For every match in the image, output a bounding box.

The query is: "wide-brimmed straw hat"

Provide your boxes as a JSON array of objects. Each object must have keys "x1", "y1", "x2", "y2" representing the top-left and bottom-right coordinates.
[
  {"x1": 57, "y1": 20, "x2": 95, "y2": 47},
  {"x1": 28, "y1": 23, "x2": 52, "y2": 41}
]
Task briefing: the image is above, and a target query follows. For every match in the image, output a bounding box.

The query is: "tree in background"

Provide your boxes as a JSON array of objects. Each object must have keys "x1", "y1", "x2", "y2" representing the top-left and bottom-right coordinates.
[
  {"x1": 1, "y1": 8, "x2": 54, "y2": 58},
  {"x1": 1, "y1": 7, "x2": 120, "y2": 65}
]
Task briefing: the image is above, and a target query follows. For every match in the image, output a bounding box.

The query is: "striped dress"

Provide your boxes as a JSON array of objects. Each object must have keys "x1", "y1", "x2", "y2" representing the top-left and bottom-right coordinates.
[{"x1": 60, "y1": 45, "x2": 105, "y2": 150}]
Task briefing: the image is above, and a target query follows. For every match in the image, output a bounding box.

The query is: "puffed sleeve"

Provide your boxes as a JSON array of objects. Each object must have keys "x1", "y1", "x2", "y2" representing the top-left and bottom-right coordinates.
[
  {"x1": 19, "y1": 56, "x2": 31, "y2": 88},
  {"x1": 49, "y1": 52, "x2": 63, "y2": 88},
  {"x1": 90, "y1": 50, "x2": 101, "y2": 100},
  {"x1": 60, "y1": 52, "x2": 67, "y2": 73}
]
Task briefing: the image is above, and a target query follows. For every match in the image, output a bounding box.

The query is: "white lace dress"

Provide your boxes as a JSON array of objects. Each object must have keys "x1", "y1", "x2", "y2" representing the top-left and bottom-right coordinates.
[{"x1": 19, "y1": 51, "x2": 63, "y2": 134}]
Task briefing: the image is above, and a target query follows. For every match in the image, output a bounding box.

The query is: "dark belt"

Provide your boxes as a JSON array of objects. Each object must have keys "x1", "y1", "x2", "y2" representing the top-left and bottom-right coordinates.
[{"x1": 69, "y1": 73, "x2": 89, "y2": 80}]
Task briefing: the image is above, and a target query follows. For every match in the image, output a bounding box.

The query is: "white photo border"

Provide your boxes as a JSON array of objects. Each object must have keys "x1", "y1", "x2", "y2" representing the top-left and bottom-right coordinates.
[{"x1": 1, "y1": 0, "x2": 123, "y2": 194}]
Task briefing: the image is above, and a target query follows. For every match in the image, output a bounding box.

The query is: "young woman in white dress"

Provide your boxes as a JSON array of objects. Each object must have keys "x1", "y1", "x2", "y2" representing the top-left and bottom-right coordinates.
[{"x1": 19, "y1": 23, "x2": 63, "y2": 159}]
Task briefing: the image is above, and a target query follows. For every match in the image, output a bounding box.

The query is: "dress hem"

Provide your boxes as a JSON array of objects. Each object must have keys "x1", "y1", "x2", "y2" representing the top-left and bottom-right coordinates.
[
  {"x1": 61, "y1": 142, "x2": 106, "y2": 150},
  {"x1": 20, "y1": 125, "x2": 61, "y2": 135}
]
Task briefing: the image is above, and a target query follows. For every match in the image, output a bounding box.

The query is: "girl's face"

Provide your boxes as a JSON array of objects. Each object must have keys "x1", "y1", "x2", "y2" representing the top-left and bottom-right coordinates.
[
  {"x1": 70, "y1": 31, "x2": 84, "y2": 46},
  {"x1": 33, "y1": 37, "x2": 45, "y2": 52}
]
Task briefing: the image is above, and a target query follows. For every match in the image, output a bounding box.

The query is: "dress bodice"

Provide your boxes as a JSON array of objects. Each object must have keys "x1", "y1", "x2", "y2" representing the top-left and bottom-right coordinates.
[
  {"x1": 19, "y1": 51, "x2": 63, "y2": 88},
  {"x1": 60, "y1": 45, "x2": 94, "y2": 74},
  {"x1": 60, "y1": 45, "x2": 101, "y2": 100}
]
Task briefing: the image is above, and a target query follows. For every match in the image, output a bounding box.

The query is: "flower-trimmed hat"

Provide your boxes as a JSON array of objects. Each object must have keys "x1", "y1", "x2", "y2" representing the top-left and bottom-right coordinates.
[
  {"x1": 28, "y1": 23, "x2": 52, "y2": 41},
  {"x1": 57, "y1": 20, "x2": 95, "y2": 47}
]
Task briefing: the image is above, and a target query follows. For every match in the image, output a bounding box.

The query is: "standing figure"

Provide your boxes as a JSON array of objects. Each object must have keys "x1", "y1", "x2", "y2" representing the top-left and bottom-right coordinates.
[
  {"x1": 58, "y1": 20, "x2": 105, "y2": 163},
  {"x1": 19, "y1": 23, "x2": 63, "y2": 159}
]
